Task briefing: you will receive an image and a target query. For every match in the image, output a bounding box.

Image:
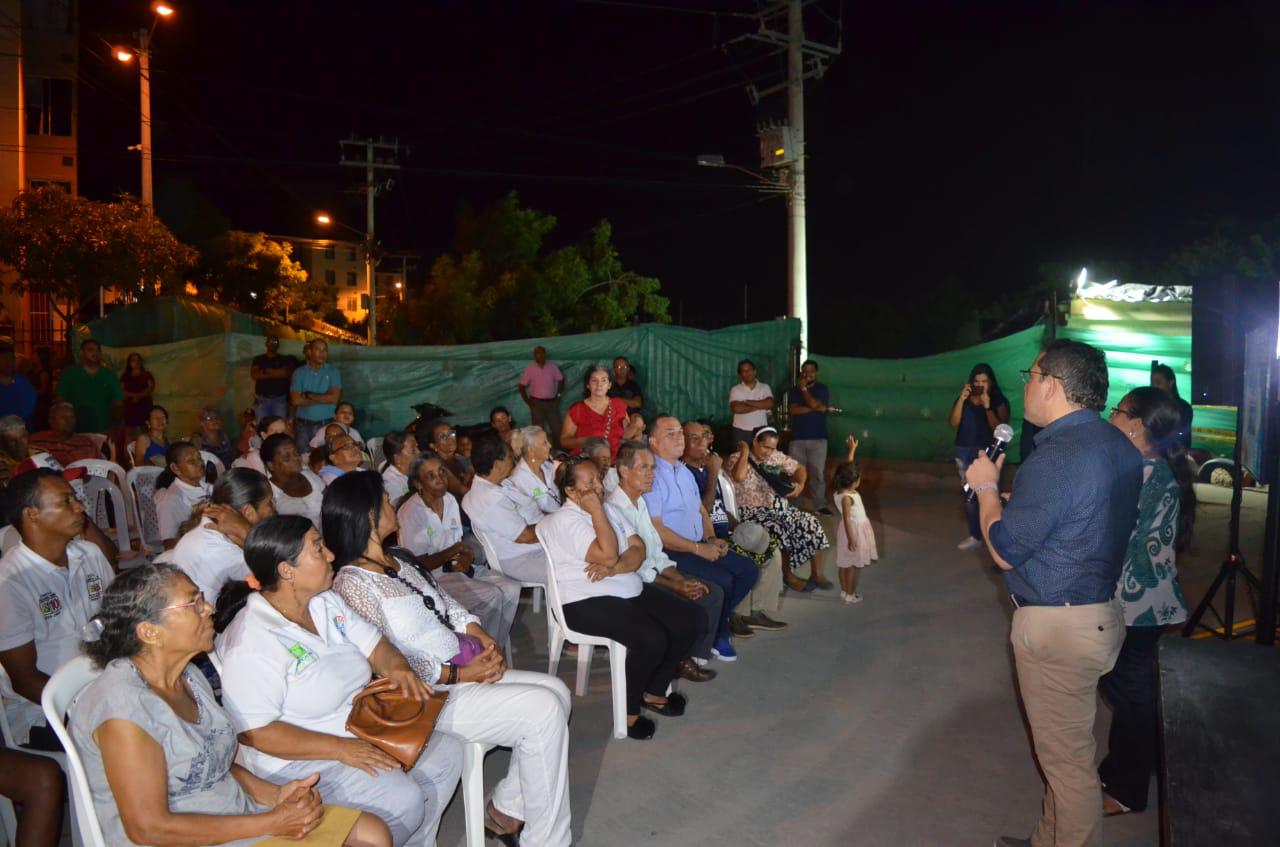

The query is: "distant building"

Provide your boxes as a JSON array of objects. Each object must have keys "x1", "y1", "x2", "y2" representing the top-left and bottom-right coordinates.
[
  {"x1": 275, "y1": 235, "x2": 410, "y2": 325},
  {"x1": 0, "y1": 0, "x2": 78, "y2": 356}
]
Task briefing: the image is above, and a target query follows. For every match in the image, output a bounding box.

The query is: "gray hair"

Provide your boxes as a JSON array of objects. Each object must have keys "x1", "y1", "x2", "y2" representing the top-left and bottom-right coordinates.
[
  {"x1": 82, "y1": 563, "x2": 183, "y2": 668},
  {"x1": 581, "y1": 436, "x2": 610, "y2": 458},
  {"x1": 0, "y1": 414, "x2": 26, "y2": 435}
]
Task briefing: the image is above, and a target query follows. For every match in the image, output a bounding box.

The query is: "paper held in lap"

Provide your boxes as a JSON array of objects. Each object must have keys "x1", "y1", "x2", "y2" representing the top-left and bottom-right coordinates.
[{"x1": 256, "y1": 804, "x2": 362, "y2": 847}]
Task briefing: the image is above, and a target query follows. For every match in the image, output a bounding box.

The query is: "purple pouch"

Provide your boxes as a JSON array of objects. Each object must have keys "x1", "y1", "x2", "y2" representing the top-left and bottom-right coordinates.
[{"x1": 449, "y1": 634, "x2": 485, "y2": 667}]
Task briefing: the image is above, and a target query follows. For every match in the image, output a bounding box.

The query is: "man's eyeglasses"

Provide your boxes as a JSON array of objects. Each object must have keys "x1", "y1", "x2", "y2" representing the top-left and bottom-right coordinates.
[
  {"x1": 435, "y1": 431, "x2": 456, "y2": 441},
  {"x1": 1019, "y1": 369, "x2": 1059, "y2": 384}
]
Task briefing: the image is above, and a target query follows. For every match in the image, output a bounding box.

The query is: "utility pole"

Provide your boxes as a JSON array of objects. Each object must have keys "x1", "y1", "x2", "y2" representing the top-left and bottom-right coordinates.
[
  {"x1": 137, "y1": 28, "x2": 153, "y2": 209},
  {"x1": 736, "y1": 0, "x2": 841, "y2": 357},
  {"x1": 339, "y1": 136, "x2": 401, "y2": 345}
]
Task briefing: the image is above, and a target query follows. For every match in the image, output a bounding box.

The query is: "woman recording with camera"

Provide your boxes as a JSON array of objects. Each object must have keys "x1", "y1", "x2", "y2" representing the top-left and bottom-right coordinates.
[{"x1": 949, "y1": 363, "x2": 1011, "y2": 550}]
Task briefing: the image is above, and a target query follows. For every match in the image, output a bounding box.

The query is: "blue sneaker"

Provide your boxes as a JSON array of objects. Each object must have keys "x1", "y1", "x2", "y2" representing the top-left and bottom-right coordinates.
[{"x1": 711, "y1": 638, "x2": 737, "y2": 662}]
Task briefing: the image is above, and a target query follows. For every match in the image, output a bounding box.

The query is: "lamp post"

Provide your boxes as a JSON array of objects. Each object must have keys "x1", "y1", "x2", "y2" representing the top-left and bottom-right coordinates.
[
  {"x1": 315, "y1": 212, "x2": 375, "y2": 344},
  {"x1": 115, "y1": 3, "x2": 174, "y2": 211}
]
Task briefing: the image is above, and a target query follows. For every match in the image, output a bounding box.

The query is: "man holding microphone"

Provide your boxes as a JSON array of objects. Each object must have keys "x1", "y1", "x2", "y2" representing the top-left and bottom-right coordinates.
[{"x1": 965, "y1": 340, "x2": 1142, "y2": 847}]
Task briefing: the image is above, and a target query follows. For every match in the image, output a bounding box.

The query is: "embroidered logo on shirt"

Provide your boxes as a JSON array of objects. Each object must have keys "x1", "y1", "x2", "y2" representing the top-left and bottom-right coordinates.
[
  {"x1": 288, "y1": 642, "x2": 317, "y2": 673},
  {"x1": 38, "y1": 591, "x2": 62, "y2": 620},
  {"x1": 85, "y1": 574, "x2": 102, "y2": 601},
  {"x1": 333, "y1": 614, "x2": 347, "y2": 636}
]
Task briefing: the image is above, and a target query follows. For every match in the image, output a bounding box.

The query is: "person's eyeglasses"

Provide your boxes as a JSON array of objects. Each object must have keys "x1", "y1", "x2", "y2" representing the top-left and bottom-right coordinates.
[
  {"x1": 435, "y1": 431, "x2": 456, "y2": 441},
  {"x1": 158, "y1": 598, "x2": 207, "y2": 614},
  {"x1": 1109, "y1": 406, "x2": 1136, "y2": 419},
  {"x1": 1019, "y1": 369, "x2": 1058, "y2": 384}
]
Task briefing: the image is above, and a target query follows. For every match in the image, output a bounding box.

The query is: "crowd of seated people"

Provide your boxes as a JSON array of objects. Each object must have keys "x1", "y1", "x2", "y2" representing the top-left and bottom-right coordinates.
[{"x1": 0, "y1": 344, "x2": 841, "y2": 847}]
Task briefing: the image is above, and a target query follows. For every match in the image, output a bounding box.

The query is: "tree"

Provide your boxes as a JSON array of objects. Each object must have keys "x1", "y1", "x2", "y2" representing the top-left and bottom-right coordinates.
[
  {"x1": 0, "y1": 187, "x2": 196, "y2": 325},
  {"x1": 408, "y1": 192, "x2": 670, "y2": 344},
  {"x1": 200, "y1": 231, "x2": 328, "y2": 322}
]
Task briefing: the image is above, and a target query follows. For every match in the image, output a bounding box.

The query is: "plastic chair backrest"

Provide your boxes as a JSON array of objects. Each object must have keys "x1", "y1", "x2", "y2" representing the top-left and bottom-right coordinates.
[
  {"x1": 533, "y1": 524, "x2": 603, "y2": 645},
  {"x1": 125, "y1": 441, "x2": 136, "y2": 469},
  {"x1": 81, "y1": 476, "x2": 131, "y2": 555},
  {"x1": 718, "y1": 471, "x2": 739, "y2": 522},
  {"x1": 0, "y1": 525, "x2": 18, "y2": 555},
  {"x1": 79, "y1": 433, "x2": 107, "y2": 456},
  {"x1": 127, "y1": 466, "x2": 163, "y2": 551},
  {"x1": 472, "y1": 528, "x2": 504, "y2": 575},
  {"x1": 367, "y1": 437, "x2": 385, "y2": 470},
  {"x1": 199, "y1": 451, "x2": 225, "y2": 482},
  {"x1": 40, "y1": 656, "x2": 107, "y2": 847}
]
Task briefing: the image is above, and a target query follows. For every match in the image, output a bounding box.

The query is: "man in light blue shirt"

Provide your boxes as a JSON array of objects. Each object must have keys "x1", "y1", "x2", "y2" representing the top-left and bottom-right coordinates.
[
  {"x1": 644, "y1": 414, "x2": 758, "y2": 662},
  {"x1": 607, "y1": 441, "x2": 721, "y2": 679},
  {"x1": 289, "y1": 339, "x2": 342, "y2": 452}
]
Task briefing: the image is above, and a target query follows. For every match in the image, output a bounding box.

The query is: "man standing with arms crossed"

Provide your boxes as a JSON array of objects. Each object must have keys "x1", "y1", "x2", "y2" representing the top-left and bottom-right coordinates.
[
  {"x1": 289, "y1": 339, "x2": 341, "y2": 452},
  {"x1": 728, "y1": 359, "x2": 772, "y2": 447},
  {"x1": 966, "y1": 339, "x2": 1142, "y2": 847},
  {"x1": 787, "y1": 359, "x2": 834, "y2": 513},
  {"x1": 518, "y1": 346, "x2": 564, "y2": 448}
]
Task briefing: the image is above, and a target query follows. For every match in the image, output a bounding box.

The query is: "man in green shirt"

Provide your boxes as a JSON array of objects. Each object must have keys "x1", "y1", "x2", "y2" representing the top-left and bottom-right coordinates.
[{"x1": 55, "y1": 340, "x2": 123, "y2": 435}]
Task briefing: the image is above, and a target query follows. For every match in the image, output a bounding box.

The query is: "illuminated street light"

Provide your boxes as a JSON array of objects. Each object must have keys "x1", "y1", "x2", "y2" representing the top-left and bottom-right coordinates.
[
  {"x1": 153, "y1": 3, "x2": 175, "y2": 16},
  {"x1": 117, "y1": 3, "x2": 176, "y2": 209},
  {"x1": 114, "y1": 48, "x2": 133, "y2": 62},
  {"x1": 315, "y1": 213, "x2": 332, "y2": 225}
]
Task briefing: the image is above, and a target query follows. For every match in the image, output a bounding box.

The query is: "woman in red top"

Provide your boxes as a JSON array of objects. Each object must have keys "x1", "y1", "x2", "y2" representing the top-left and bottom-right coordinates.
[{"x1": 560, "y1": 364, "x2": 644, "y2": 460}]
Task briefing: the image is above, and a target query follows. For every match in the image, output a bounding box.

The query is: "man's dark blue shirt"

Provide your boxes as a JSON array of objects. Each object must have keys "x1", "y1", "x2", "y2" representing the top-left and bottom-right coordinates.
[{"x1": 989, "y1": 409, "x2": 1143, "y2": 605}]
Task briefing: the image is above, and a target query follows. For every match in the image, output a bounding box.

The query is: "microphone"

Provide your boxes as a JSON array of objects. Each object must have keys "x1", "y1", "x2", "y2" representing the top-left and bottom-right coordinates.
[{"x1": 963, "y1": 423, "x2": 1014, "y2": 502}]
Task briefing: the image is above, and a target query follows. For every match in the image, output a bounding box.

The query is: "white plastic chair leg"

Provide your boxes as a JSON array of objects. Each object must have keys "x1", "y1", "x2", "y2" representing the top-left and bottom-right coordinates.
[
  {"x1": 574, "y1": 644, "x2": 595, "y2": 697},
  {"x1": 461, "y1": 742, "x2": 492, "y2": 847},
  {"x1": 608, "y1": 642, "x2": 629, "y2": 740},
  {"x1": 503, "y1": 638, "x2": 513, "y2": 667},
  {"x1": 547, "y1": 623, "x2": 565, "y2": 678},
  {"x1": 531, "y1": 585, "x2": 542, "y2": 614}
]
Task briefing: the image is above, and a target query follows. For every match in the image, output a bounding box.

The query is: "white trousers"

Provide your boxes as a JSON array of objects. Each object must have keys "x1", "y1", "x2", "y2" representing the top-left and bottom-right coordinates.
[
  {"x1": 269, "y1": 731, "x2": 463, "y2": 847},
  {"x1": 436, "y1": 670, "x2": 573, "y2": 847},
  {"x1": 492, "y1": 550, "x2": 549, "y2": 587},
  {"x1": 436, "y1": 566, "x2": 522, "y2": 645}
]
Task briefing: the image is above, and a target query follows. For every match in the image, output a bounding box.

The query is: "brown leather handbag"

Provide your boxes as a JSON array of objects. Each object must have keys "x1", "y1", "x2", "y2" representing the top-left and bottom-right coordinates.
[{"x1": 345, "y1": 678, "x2": 449, "y2": 770}]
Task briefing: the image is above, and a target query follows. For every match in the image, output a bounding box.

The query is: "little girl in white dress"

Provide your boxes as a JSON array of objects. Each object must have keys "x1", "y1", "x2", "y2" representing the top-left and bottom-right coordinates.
[{"x1": 833, "y1": 461, "x2": 877, "y2": 605}]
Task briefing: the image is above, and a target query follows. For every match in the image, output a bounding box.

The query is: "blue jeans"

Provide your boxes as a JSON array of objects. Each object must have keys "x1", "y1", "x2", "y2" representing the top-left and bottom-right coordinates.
[
  {"x1": 666, "y1": 548, "x2": 759, "y2": 640},
  {"x1": 255, "y1": 394, "x2": 288, "y2": 421},
  {"x1": 954, "y1": 446, "x2": 981, "y2": 540}
]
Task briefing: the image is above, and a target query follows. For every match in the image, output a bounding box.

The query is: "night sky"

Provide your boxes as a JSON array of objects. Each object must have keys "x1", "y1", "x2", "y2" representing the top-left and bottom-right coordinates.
[{"x1": 77, "y1": 1, "x2": 1280, "y2": 354}]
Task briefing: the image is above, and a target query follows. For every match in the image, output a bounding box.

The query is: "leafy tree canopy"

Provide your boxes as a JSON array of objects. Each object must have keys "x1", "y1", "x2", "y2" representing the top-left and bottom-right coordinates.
[{"x1": 199, "y1": 231, "x2": 328, "y2": 323}]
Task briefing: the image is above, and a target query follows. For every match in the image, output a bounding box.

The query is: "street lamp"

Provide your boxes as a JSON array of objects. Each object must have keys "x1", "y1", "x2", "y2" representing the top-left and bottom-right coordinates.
[
  {"x1": 315, "y1": 213, "x2": 377, "y2": 345},
  {"x1": 115, "y1": 2, "x2": 176, "y2": 210}
]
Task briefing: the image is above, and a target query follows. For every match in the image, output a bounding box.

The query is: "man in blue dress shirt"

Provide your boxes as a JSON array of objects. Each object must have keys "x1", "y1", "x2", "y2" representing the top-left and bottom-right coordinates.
[{"x1": 966, "y1": 339, "x2": 1142, "y2": 847}]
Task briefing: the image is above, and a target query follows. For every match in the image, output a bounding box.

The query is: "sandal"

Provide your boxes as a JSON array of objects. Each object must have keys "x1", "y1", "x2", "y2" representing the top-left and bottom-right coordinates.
[
  {"x1": 1102, "y1": 793, "x2": 1133, "y2": 817},
  {"x1": 484, "y1": 801, "x2": 521, "y2": 845}
]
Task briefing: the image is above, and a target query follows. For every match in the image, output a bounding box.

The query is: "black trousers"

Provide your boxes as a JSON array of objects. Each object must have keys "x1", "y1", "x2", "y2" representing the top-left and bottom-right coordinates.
[
  {"x1": 562, "y1": 584, "x2": 701, "y2": 716},
  {"x1": 1098, "y1": 625, "x2": 1164, "y2": 811}
]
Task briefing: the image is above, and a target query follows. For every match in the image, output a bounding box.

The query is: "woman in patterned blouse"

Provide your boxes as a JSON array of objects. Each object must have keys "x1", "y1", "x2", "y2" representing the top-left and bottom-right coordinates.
[{"x1": 1099, "y1": 387, "x2": 1195, "y2": 817}]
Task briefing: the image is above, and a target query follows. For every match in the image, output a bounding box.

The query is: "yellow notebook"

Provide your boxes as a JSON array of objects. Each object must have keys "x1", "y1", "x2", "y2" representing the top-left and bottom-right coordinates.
[{"x1": 256, "y1": 804, "x2": 361, "y2": 847}]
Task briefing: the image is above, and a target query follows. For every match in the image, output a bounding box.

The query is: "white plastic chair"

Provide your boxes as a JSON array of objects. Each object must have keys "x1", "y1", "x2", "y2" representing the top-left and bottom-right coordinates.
[
  {"x1": 40, "y1": 656, "x2": 105, "y2": 847},
  {"x1": 461, "y1": 741, "x2": 496, "y2": 847},
  {"x1": 0, "y1": 662, "x2": 83, "y2": 847},
  {"x1": 126, "y1": 466, "x2": 164, "y2": 552},
  {"x1": 199, "y1": 451, "x2": 226, "y2": 482},
  {"x1": 367, "y1": 437, "x2": 385, "y2": 470},
  {"x1": 67, "y1": 458, "x2": 139, "y2": 541},
  {"x1": 124, "y1": 441, "x2": 136, "y2": 469},
  {"x1": 470, "y1": 530, "x2": 531, "y2": 667},
  {"x1": 80, "y1": 476, "x2": 147, "y2": 569},
  {"x1": 79, "y1": 433, "x2": 108, "y2": 459},
  {"x1": 0, "y1": 525, "x2": 18, "y2": 555},
  {"x1": 718, "y1": 471, "x2": 740, "y2": 522},
  {"x1": 533, "y1": 525, "x2": 629, "y2": 740}
]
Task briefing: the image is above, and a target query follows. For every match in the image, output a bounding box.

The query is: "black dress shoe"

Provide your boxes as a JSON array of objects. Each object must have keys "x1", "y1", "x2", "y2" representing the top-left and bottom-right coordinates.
[
  {"x1": 642, "y1": 691, "x2": 687, "y2": 717},
  {"x1": 627, "y1": 715, "x2": 657, "y2": 739},
  {"x1": 729, "y1": 616, "x2": 756, "y2": 638}
]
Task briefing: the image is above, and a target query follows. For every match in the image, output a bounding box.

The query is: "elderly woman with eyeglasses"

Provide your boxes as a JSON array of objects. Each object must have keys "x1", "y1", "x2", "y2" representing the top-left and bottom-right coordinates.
[
  {"x1": 318, "y1": 431, "x2": 367, "y2": 486},
  {"x1": 71, "y1": 563, "x2": 391, "y2": 847}
]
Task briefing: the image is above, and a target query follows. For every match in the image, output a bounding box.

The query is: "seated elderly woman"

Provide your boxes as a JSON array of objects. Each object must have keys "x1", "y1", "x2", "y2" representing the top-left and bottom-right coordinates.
[
  {"x1": 190, "y1": 406, "x2": 239, "y2": 471},
  {"x1": 318, "y1": 431, "x2": 366, "y2": 486},
  {"x1": 232, "y1": 416, "x2": 290, "y2": 476},
  {"x1": 724, "y1": 426, "x2": 831, "y2": 592},
  {"x1": 378, "y1": 430, "x2": 420, "y2": 504},
  {"x1": 215, "y1": 515, "x2": 463, "y2": 847},
  {"x1": 325, "y1": 471, "x2": 573, "y2": 847},
  {"x1": 72, "y1": 563, "x2": 390, "y2": 847},
  {"x1": 579, "y1": 436, "x2": 618, "y2": 497},
  {"x1": 163, "y1": 468, "x2": 276, "y2": 605},
  {"x1": 540, "y1": 457, "x2": 700, "y2": 740},
  {"x1": 154, "y1": 441, "x2": 213, "y2": 549},
  {"x1": 505, "y1": 425, "x2": 561, "y2": 514},
  {"x1": 394, "y1": 458, "x2": 521, "y2": 647},
  {"x1": 261, "y1": 433, "x2": 325, "y2": 529}
]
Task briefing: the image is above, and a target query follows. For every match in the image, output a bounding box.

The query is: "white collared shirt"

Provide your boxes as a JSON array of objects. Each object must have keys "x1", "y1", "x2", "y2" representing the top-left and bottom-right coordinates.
[
  {"x1": 539, "y1": 499, "x2": 642, "y2": 605},
  {"x1": 382, "y1": 464, "x2": 410, "y2": 504},
  {"x1": 154, "y1": 477, "x2": 212, "y2": 541},
  {"x1": 215, "y1": 590, "x2": 381, "y2": 779},
  {"x1": 269, "y1": 470, "x2": 326, "y2": 529},
  {"x1": 462, "y1": 476, "x2": 542, "y2": 562},
  {"x1": 171, "y1": 516, "x2": 246, "y2": 605},
  {"x1": 397, "y1": 493, "x2": 463, "y2": 557},
  {"x1": 0, "y1": 539, "x2": 114, "y2": 744},
  {"x1": 606, "y1": 486, "x2": 676, "y2": 584},
  {"x1": 729, "y1": 380, "x2": 772, "y2": 431},
  {"x1": 506, "y1": 459, "x2": 561, "y2": 515},
  {"x1": 232, "y1": 451, "x2": 267, "y2": 476}
]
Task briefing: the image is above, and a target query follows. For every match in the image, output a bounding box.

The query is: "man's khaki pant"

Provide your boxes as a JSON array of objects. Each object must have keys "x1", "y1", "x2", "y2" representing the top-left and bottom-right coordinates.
[
  {"x1": 1011, "y1": 600, "x2": 1125, "y2": 847},
  {"x1": 734, "y1": 548, "x2": 783, "y2": 615}
]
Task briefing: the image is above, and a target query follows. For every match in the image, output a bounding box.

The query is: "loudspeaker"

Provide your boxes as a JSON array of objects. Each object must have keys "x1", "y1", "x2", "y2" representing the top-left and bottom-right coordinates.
[{"x1": 1192, "y1": 276, "x2": 1275, "y2": 405}]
